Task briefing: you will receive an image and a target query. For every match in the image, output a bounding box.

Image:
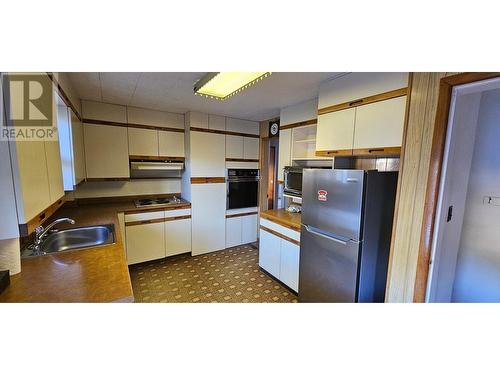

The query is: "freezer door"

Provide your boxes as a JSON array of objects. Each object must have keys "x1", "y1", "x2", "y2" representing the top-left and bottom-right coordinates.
[
  {"x1": 299, "y1": 224, "x2": 361, "y2": 302},
  {"x1": 302, "y1": 169, "x2": 364, "y2": 241}
]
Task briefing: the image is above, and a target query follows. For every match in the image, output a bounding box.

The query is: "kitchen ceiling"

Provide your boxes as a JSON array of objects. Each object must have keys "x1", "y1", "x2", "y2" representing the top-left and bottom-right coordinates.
[{"x1": 66, "y1": 72, "x2": 345, "y2": 121}]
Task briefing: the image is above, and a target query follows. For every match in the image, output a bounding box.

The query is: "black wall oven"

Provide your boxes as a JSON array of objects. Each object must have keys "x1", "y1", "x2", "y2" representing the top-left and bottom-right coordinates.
[{"x1": 227, "y1": 169, "x2": 260, "y2": 209}]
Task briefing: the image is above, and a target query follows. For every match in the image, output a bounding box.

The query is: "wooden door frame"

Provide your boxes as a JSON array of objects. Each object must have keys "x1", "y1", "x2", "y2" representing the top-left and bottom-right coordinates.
[{"x1": 413, "y1": 72, "x2": 500, "y2": 302}]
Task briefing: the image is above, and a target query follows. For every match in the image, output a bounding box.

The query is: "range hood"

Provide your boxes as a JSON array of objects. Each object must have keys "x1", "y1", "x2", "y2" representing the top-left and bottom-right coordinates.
[{"x1": 129, "y1": 158, "x2": 184, "y2": 178}]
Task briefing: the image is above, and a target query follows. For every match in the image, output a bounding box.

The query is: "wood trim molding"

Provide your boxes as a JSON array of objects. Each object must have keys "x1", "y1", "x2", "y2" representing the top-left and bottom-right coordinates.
[
  {"x1": 318, "y1": 87, "x2": 409, "y2": 116},
  {"x1": 190, "y1": 177, "x2": 226, "y2": 184},
  {"x1": 82, "y1": 118, "x2": 128, "y2": 128},
  {"x1": 190, "y1": 127, "x2": 260, "y2": 138},
  {"x1": 85, "y1": 177, "x2": 130, "y2": 182},
  {"x1": 226, "y1": 212, "x2": 258, "y2": 219},
  {"x1": 125, "y1": 214, "x2": 191, "y2": 226},
  {"x1": 414, "y1": 72, "x2": 500, "y2": 302},
  {"x1": 259, "y1": 225, "x2": 300, "y2": 246},
  {"x1": 352, "y1": 147, "x2": 401, "y2": 157},
  {"x1": 47, "y1": 73, "x2": 82, "y2": 121},
  {"x1": 280, "y1": 119, "x2": 317, "y2": 130},
  {"x1": 315, "y1": 149, "x2": 352, "y2": 157},
  {"x1": 225, "y1": 158, "x2": 259, "y2": 162},
  {"x1": 19, "y1": 197, "x2": 65, "y2": 236},
  {"x1": 127, "y1": 123, "x2": 185, "y2": 133},
  {"x1": 129, "y1": 155, "x2": 185, "y2": 161}
]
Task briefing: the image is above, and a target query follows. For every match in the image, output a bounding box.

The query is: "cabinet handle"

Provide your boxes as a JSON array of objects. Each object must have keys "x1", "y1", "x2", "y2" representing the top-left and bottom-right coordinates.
[
  {"x1": 368, "y1": 148, "x2": 385, "y2": 153},
  {"x1": 349, "y1": 99, "x2": 363, "y2": 106}
]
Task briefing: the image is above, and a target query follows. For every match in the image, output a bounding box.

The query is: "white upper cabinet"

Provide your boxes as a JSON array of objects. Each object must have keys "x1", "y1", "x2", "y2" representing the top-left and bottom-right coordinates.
[
  {"x1": 127, "y1": 107, "x2": 184, "y2": 129},
  {"x1": 226, "y1": 135, "x2": 244, "y2": 159},
  {"x1": 316, "y1": 108, "x2": 356, "y2": 152},
  {"x1": 226, "y1": 117, "x2": 260, "y2": 135},
  {"x1": 83, "y1": 123, "x2": 130, "y2": 178},
  {"x1": 187, "y1": 111, "x2": 209, "y2": 129},
  {"x1": 158, "y1": 131, "x2": 185, "y2": 157},
  {"x1": 190, "y1": 131, "x2": 225, "y2": 177},
  {"x1": 353, "y1": 96, "x2": 407, "y2": 150},
  {"x1": 278, "y1": 128, "x2": 292, "y2": 180},
  {"x1": 243, "y1": 137, "x2": 259, "y2": 160},
  {"x1": 128, "y1": 127, "x2": 158, "y2": 157},
  {"x1": 82, "y1": 100, "x2": 127, "y2": 123},
  {"x1": 318, "y1": 72, "x2": 408, "y2": 109},
  {"x1": 208, "y1": 114, "x2": 226, "y2": 131}
]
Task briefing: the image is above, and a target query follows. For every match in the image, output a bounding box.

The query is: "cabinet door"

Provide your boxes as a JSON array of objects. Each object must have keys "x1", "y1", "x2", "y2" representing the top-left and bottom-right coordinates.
[
  {"x1": 280, "y1": 239, "x2": 300, "y2": 292},
  {"x1": 225, "y1": 135, "x2": 243, "y2": 159},
  {"x1": 316, "y1": 108, "x2": 355, "y2": 152},
  {"x1": 191, "y1": 183, "x2": 226, "y2": 255},
  {"x1": 83, "y1": 124, "x2": 129, "y2": 178},
  {"x1": 165, "y1": 218, "x2": 192, "y2": 257},
  {"x1": 259, "y1": 229, "x2": 281, "y2": 278},
  {"x1": 128, "y1": 127, "x2": 158, "y2": 157},
  {"x1": 158, "y1": 131, "x2": 185, "y2": 157},
  {"x1": 353, "y1": 96, "x2": 406, "y2": 150},
  {"x1": 277, "y1": 128, "x2": 292, "y2": 181},
  {"x1": 126, "y1": 221, "x2": 165, "y2": 265},
  {"x1": 241, "y1": 214, "x2": 258, "y2": 244},
  {"x1": 243, "y1": 137, "x2": 259, "y2": 160},
  {"x1": 70, "y1": 110, "x2": 86, "y2": 185},
  {"x1": 226, "y1": 216, "x2": 242, "y2": 248},
  {"x1": 190, "y1": 131, "x2": 225, "y2": 177},
  {"x1": 208, "y1": 114, "x2": 226, "y2": 131}
]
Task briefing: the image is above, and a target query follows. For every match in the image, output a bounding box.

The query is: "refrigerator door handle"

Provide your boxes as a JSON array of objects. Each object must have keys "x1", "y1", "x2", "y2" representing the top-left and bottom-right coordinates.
[{"x1": 303, "y1": 225, "x2": 349, "y2": 246}]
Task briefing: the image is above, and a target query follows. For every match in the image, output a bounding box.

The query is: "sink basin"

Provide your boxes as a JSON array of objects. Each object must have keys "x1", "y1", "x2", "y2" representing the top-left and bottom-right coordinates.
[{"x1": 23, "y1": 224, "x2": 115, "y2": 257}]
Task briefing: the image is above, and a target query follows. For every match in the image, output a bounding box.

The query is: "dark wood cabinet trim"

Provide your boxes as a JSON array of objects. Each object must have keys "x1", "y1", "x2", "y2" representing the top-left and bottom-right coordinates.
[
  {"x1": 190, "y1": 177, "x2": 226, "y2": 184},
  {"x1": 315, "y1": 149, "x2": 352, "y2": 157},
  {"x1": 318, "y1": 87, "x2": 408, "y2": 116},
  {"x1": 85, "y1": 177, "x2": 130, "y2": 182},
  {"x1": 19, "y1": 197, "x2": 65, "y2": 236},
  {"x1": 190, "y1": 127, "x2": 260, "y2": 138},
  {"x1": 280, "y1": 119, "x2": 317, "y2": 130},
  {"x1": 127, "y1": 123, "x2": 185, "y2": 132},
  {"x1": 129, "y1": 155, "x2": 185, "y2": 161},
  {"x1": 125, "y1": 214, "x2": 191, "y2": 226},
  {"x1": 226, "y1": 212, "x2": 258, "y2": 219},
  {"x1": 82, "y1": 118, "x2": 129, "y2": 128},
  {"x1": 259, "y1": 225, "x2": 300, "y2": 246},
  {"x1": 352, "y1": 147, "x2": 401, "y2": 157},
  {"x1": 225, "y1": 158, "x2": 259, "y2": 162}
]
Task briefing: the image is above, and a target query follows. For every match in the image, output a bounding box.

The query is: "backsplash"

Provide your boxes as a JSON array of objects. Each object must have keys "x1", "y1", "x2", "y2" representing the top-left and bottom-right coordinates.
[{"x1": 70, "y1": 179, "x2": 182, "y2": 199}]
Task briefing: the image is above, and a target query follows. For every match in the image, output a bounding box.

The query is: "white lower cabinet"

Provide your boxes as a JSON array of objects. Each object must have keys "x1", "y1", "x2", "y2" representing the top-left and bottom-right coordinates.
[
  {"x1": 226, "y1": 216, "x2": 242, "y2": 248},
  {"x1": 126, "y1": 221, "x2": 165, "y2": 265},
  {"x1": 191, "y1": 183, "x2": 226, "y2": 255},
  {"x1": 241, "y1": 214, "x2": 258, "y2": 243},
  {"x1": 259, "y1": 225, "x2": 300, "y2": 292},
  {"x1": 259, "y1": 229, "x2": 281, "y2": 279},
  {"x1": 279, "y1": 239, "x2": 300, "y2": 292},
  {"x1": 226, "y1": 214, "x2": 258, "y2": 248},
  {"x1": 165, "y1": 218, "x2": 191, "y2": 257}
]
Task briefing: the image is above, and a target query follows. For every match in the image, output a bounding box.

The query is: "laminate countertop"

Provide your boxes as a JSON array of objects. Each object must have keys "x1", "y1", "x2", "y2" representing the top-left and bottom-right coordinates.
[
  {"x1": 260, "y1": 209, "x2": 302, "y2": 232},
  {"x1": 0, "y1": 199, "x2": 191, "y2": 303}
]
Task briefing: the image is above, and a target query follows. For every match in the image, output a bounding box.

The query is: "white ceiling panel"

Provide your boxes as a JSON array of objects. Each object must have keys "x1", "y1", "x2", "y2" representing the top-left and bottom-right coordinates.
[{"x1": 66, "y1": 72, "x2": 345, "y2": 121}]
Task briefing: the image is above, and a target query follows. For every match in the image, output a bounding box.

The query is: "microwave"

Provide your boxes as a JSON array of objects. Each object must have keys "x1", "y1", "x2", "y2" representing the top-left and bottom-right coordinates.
[{"x1": 283, "y1": 166, "x2": 303, "y2": 197}]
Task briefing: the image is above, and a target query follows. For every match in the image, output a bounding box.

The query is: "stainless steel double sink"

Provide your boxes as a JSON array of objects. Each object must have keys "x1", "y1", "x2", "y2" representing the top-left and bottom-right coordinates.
[{"x1": 22, "y1": 224, "x2": 115, "y2": 258}]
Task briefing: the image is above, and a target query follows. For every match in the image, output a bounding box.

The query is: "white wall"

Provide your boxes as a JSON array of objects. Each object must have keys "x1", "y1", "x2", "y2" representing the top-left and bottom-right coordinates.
[{"x1": 452, "y1": 89, "x2": 500, "y2": 302}]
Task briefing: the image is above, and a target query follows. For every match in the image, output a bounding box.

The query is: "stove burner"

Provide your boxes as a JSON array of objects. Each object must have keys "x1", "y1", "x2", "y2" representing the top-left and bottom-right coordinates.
[{"x1": 134, "y1": 196, "x2": 182, "y2": 208}]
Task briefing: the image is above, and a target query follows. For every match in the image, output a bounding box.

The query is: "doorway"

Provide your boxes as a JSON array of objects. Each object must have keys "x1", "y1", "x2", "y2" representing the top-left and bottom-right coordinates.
[{"x1": 425, "y1": 76, "x2": 500, "y2": 302}]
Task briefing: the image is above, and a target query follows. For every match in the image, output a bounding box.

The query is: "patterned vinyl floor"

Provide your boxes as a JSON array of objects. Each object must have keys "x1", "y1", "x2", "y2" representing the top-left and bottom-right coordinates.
[{"x1": 129, "y1": 243, "x2": 298, "y2": 303}]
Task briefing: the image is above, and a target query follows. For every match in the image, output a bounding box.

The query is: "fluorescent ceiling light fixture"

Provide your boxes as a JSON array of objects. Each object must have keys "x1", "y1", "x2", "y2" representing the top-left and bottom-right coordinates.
[{"x1": 194, "y1": 72, "x2": 271, "y2": 100}]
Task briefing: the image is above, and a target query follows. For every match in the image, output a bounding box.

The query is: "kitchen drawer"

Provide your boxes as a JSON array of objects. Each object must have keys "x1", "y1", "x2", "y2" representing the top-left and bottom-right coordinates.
[
  {"x1": 259, "y1": 218, "x2": 300, "y2": 242},
  {"x1": 164, "y1": 208, "x2": 191, "y2": 218},
  {"x1": 125, "y1": 210, "x2": 164, "y2": 222}
]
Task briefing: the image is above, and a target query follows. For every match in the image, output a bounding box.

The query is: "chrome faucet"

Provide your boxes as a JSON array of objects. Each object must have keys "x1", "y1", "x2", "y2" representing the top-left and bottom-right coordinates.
[{"x1": 33, "y1": 217, "x2": 76, "y2": 254}]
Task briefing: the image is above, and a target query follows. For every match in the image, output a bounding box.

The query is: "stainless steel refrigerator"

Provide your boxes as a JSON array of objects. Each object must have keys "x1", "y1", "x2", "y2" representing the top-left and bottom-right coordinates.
[{"x1": 299, "y1": 169, "x2": 398, "y2": 302}]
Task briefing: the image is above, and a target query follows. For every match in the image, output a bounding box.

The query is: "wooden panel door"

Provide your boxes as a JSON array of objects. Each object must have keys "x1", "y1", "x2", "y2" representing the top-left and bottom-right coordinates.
[
  {"x1": 83, "y1": 124, "x2": 130, "y2": 178},
  {"x1": 226, "y1": 216, "x2": 242, "y2": 248},
  {"x1": 126, "y1": 221, "x2": 165, "y2": 265},
  {"x1": 279, "y1": 239, "x2": 300, "y2": 292},
  {"x1": 277, "y1": 128, "x2": 292, "y2": 181},
  {"x1": 226, "y1": 135, "x2": 243, "y2": 159},
  {"x1": 165, "y1": 218, "x2": 192, "y2": 257},
  {"x1": 128, "y1": 127, "x2": 159, "y2": 157},
  {"x1": 191, "y1": 183, "x2": 226, "y2": 255},
  {"x1": 243, "y1": 137, "x2": 259, "y2": 160},
  {"x1": 241, "y1": 214, "x2": 258, "y2": 244},
  {"x1": 316, "y1": 108, "x2": 356, "y2": 152},
  {"x1": 158, "y1": 131, "x2": 185, "y2": 157},
  {"x1": 353, "y1": 96, "x2": 406, "y2": 150},
  {"x1": 190, "y1": 131, "x2": 225, "y2": 177},
  {"x1": 258, "y1": 228, "x2": 281, "y2": 279}
]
